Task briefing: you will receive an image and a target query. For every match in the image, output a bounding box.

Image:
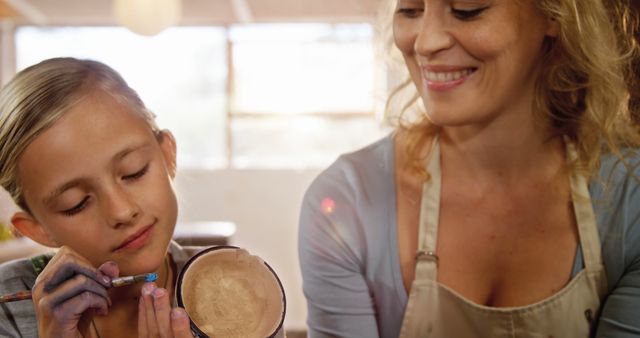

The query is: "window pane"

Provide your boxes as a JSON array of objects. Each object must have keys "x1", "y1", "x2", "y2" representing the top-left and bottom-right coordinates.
[
  {"x1": 230, "y1": 23, "x2": 375, "y2": 114},
  {"x1": 15, "y1": 26, "x2": 228, "y2": 168},
  {"x1": 231, "y1": 115, "x2": 391, "y2": 168}
]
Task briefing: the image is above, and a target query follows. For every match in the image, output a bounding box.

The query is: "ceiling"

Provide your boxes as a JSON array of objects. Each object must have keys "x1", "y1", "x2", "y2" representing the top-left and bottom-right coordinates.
[{"x1": 0, "y1": 0, "x2": 380, "y2": 26}]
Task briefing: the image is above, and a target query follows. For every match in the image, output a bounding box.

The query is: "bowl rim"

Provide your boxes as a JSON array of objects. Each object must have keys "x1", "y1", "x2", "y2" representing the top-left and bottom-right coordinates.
[{"x1": 175, "y1": 245, "x2": 287, "y2": 338}]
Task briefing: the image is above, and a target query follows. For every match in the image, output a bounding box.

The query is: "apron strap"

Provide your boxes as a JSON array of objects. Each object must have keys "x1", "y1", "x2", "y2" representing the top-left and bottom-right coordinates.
[
  {"x1": 565, "y1": 141, "x2": 603, "y2": 270},
  {"x1": 415, "y1": 138, "x2": 441, "y2": 281}
]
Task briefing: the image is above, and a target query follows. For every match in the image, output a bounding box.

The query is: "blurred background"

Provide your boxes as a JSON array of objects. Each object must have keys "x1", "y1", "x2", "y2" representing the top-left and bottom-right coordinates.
[{"x1": 0, "y1": 0, "x2": 397, "y2": 335}]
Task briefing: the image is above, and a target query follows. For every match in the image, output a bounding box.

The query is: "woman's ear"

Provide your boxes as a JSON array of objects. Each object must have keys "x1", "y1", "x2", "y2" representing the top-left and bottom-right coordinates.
[
  {"x1": 11, "y1": 212, "x2": 58, "y2": 247},
  {"x1": 158, "y1": 130, "x2": 177, "y2": 179}
]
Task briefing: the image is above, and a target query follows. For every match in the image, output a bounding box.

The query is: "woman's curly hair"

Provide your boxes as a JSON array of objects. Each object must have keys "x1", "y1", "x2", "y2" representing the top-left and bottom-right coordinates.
[{"x1": 381, "y1": 0, "x2": 640, "y2": 179}]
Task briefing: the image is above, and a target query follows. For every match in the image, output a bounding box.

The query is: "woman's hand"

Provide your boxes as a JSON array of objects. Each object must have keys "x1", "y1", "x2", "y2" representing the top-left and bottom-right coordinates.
[
  {"x1": 31, "y1": 246, "x2": 116, "y2": 338},
  {"x1": 138, "y1": 282, "x2": 194, "y2": 338}
]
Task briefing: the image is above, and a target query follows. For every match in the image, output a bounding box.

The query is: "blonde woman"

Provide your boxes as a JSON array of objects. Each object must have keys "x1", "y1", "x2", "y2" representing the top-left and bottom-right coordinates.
[
  {"x1": 299, "y1": 0, "x2": 640, "y2": 337},
  {"x1": 0, "y1": 58, "x2": 194, "y2": 338}
]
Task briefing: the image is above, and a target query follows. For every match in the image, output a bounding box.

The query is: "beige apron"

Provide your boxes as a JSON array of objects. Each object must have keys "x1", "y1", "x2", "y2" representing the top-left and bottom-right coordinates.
[{"x1": 398, "y1": 139, "x2": 608, "y2": 338}]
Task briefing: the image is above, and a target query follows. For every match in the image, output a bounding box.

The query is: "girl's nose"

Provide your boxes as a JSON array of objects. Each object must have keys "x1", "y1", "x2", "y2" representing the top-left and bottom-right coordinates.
[{"x1": 105, "y1": 186, "x2": 141, "y2": 227}]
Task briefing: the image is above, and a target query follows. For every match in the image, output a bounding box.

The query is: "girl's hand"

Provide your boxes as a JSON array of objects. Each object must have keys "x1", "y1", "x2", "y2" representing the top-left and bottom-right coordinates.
[
  {"x1": 138, "y1": 283, "x2": 194, "y2": 338},
  {"x1": 31, "y1": 246, "x2": 117, "y2": 338}
]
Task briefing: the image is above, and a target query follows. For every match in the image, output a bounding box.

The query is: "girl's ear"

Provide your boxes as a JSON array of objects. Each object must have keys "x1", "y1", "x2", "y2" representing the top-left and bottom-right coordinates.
[
  {"x1": 158, "y1": 130, "x2": 177, "y2": 179},
  {"x1": 546, "y1": 16, "x2": 559, "y2": 37},
  {"x1": 11, "y1": 212, "x2": 58, "y2": 247}
]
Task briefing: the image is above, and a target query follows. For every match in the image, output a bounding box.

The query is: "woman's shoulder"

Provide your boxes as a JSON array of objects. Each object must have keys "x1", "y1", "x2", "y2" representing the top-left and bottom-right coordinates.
[
  {"x1": 304, "y1": 132, "x2": 395, "y2": 202},
  {"x1": 592, "y1": 148, "x2": 640, "y2": 217},
  {"x1": 299, "y1": 133, "x2": 398, "y2": 282},
  {"x1": 597, "y1": 148, "x2": 640, "y2": 179},
  {"x1": 592, "y1": 149, "x2": 640, "y2": 286},
  {"x1": 299, "y1": 133, "x2": 397, "y2": 260}
]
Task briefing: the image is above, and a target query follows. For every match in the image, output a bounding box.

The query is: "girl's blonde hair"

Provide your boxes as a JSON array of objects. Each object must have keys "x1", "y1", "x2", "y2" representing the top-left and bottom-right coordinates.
[
  {"x1": 382, "y1": 0, "x2": 640, "y2": 177},
  {"x1": 0, "y1": 57, "x2": 159, "y2": 212}
]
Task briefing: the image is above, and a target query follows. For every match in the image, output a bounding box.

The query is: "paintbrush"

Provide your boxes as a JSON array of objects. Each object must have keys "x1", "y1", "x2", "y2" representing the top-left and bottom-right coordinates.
[{"x1": 0, "y1": 272, "x2": 158, "y2": 303}]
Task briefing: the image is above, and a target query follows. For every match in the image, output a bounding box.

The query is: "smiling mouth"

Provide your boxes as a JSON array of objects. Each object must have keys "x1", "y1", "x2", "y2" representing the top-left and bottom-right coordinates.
[
  {"x1": 114, "y1": 224, "x2": 154, "y2": 252},
  {"x1": 424, "y1": 68, "x2": 476, "y2": 83}
]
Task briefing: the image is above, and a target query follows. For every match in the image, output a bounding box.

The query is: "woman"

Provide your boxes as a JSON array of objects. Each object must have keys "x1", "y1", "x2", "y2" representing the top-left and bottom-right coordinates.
[
  {"x1": 299, "y1": 0, "x2": 640, "y2": 337},
  {"x1": 0, "y1": 58, "x2": 193, "y2": 338}
]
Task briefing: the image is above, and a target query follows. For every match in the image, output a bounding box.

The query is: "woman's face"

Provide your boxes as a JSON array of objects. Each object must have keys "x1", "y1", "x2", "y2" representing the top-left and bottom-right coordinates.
[
  {"x1": 16, "y1": 90, "x2": 178, "y2": 276},
  {"x1": 393, "y1": 0, "x2": 556, "y2": 128}
]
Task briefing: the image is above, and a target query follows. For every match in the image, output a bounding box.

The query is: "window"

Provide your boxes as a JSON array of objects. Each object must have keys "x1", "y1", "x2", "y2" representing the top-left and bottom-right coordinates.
[
  {"x1": 16, "y1": 26, "x2": 228, "y2": 168},
  {"x1": 229, "y1": 24, "x2": 389, "y2": 168},
  {"x1": 15, "y1": 24, "x2": 390, "y2": 169}
]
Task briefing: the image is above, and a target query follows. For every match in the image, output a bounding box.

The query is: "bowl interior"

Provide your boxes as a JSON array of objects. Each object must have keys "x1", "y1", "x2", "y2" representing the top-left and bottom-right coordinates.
[{"x1": 179, "y1": 247, "x2": 285, "y2": 337}]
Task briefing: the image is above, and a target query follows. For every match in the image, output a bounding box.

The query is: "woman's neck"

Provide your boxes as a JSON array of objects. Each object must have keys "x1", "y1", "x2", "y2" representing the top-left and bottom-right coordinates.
[{"x1": 439, "y1": 109, "x2": 565, "y2": 187}]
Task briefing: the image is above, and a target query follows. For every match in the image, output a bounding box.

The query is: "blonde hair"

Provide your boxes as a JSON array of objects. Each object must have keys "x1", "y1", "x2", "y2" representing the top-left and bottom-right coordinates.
[
  {"x1": 0, "y1": 57, "x2": 159, "y2": 212},
  {"x1": 383, "y1": 0, "x2": 640, "y2": 177}
]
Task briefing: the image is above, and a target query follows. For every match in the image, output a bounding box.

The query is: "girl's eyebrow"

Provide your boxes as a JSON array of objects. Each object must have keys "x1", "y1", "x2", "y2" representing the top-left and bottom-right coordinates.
[
  {"x1": 112, "y1": 142, "x2": 152, "y2": 161},
  {"x1": 43, "y1": 178, "x2": 87, "y2": 206},
  {"x1": 43, "y1": 142, "x2": 152, "y2": 206}
]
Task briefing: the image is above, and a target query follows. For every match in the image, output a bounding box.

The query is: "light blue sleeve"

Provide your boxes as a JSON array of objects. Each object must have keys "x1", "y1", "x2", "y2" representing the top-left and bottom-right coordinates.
[
  {"x1": 298, "y1": 165, "x2": 380, "y2": 338},
  {"x1": 596, "y1": 258, "x2": 640, "y2": 336},
  {"x1": 595, "y1": 159, "x2": 640, "y2": 337}
]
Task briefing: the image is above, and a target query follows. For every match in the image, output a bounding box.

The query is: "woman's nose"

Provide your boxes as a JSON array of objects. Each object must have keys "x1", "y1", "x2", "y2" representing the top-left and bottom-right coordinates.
[
  {"x1": 414, "y1": 12, "x2": 454, "y2": 57},
  {"x1": 104, "y1": 186, "x2": 141, "y2": 227}
]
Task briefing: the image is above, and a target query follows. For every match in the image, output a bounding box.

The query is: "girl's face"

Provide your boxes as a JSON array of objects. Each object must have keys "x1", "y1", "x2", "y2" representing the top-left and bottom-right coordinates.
[
  {"x1": 14, "y1": 90, "x2": 178, "y2": 276},
  {"x1": 393, "y1": 0, "x2": 557, "y2": 129}
]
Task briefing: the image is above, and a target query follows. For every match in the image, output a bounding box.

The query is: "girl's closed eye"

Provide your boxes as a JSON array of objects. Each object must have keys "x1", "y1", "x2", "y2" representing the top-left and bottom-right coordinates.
[
  {"x1": 123, "y1": 163, "x2": 149, "y2": 181},
  {"x1": 61, "y1": 196, "x2": 90, "y2": 216},
  {"x1": 451, "y1": 6, "x2": 489, "y2": 20}
]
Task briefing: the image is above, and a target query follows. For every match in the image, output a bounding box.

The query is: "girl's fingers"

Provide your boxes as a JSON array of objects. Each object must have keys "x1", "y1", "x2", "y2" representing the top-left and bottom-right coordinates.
[
  {"x1": 152, "y1": 288, "x2": 172, "y2": 338},
  {"x1": 51, "y1": 290, "x2": 110, "y2": 324},
  {"x1": 42, "y1": 260, "x2": 110, "y2": 293},
  {"x1": 138, "y1": 295, "x2": 148, "y2": 338},
  {"x1": 138, "y1": 283, "x2": 195, "y2": 338},
  {"x1": 30, "y1": 246, "x2": 111, "y2": 338},
  {"x1": 97, "y1": 261, "x2": 120, "y2": 280},
  {"x1": 171, "y1": 308, "x2": 194, "y2": 338},
  {"x1": 40, "y1": 273, "x2": 111, "y2": 310},
  {"x1": 142, "y1": 283, "x2": 160, "y2": 337}
]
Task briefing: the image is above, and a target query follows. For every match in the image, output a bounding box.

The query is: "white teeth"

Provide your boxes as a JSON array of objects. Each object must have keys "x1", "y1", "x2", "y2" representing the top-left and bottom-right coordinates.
[{"x1": 425, "y1": 69, "x2": 473, "y2": 82}]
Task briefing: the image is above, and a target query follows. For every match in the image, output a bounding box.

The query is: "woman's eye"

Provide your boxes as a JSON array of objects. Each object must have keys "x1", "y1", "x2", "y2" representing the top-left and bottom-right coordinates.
[
  {"x1": 396, "y1": 7, "x2": 424, "y2": 19},
  {"x1": 61, "y1": 197, "x2": 89, "y2": 216},
  {"x1": 451, "y1": 7, "x2": 488, "y2": 20},
  {"x1": 123, "y1": 164, "x2": 149, "y2": 181}
]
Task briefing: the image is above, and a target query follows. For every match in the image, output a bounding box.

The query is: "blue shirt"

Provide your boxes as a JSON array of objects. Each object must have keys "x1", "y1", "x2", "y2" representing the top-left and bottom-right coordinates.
[{"x1": 298, "y1": 134, "x2": 640, "y2": 338}]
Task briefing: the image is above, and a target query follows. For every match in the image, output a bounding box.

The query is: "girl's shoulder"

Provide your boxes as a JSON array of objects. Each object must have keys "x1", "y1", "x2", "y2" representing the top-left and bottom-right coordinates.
[
  {"x1": 0, "y1": 256, "x2": 40, "y2": 338},
  {"x1": 0, "y1": 255, "x2": 41, "y2": 292}
]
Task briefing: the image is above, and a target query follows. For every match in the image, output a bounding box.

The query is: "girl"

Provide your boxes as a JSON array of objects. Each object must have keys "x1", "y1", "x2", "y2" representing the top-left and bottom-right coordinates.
[{"x1": 0, "y1": 57, "x2": 194, "y2": 338}]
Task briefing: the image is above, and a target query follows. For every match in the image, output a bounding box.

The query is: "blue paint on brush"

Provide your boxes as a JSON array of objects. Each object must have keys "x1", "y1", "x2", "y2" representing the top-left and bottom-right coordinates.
[{"x1": 146, "y1": 272, "x2": 158, "y2": 282}]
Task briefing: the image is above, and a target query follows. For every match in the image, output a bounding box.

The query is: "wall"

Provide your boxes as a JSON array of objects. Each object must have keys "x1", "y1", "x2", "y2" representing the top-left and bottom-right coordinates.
[
  {"x1": 0, "y1": 21, "x2": 16, "y2": 86},
  {"x1": 0, "y1": 188, "x2": 17, "y2": 225},
  {"x1": 174, "y1": 168, "x2": 321, "y2": 331}
]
